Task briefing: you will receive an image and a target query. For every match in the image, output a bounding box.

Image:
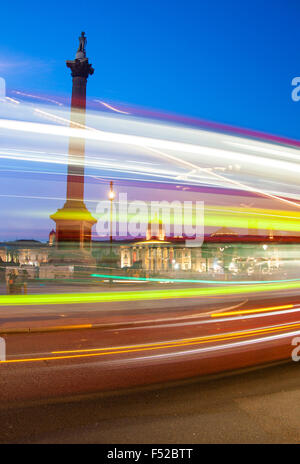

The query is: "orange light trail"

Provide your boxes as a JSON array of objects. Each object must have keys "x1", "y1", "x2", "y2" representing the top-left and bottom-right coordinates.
[
  {"x1": 211, "y1": 304, "x2": 294, "y2": 318},
  {"x1": 1, "y1": 321, "x2": 300, "y2": 365}
]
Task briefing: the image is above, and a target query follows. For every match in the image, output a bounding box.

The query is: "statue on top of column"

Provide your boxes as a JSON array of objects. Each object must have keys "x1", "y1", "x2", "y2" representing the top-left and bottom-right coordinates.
[
  {"x1": 76, "y1": 32, "x2": 87, "y2": 59},
  {"x1": 68, "y1": 31, "x2": 94, "y2": 77}
]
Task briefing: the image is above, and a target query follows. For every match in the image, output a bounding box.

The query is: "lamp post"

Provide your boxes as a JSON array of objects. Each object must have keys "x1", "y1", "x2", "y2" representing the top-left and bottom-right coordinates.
[{"x1": 109, "y1": 181, "x2": 115, "y2": 255}]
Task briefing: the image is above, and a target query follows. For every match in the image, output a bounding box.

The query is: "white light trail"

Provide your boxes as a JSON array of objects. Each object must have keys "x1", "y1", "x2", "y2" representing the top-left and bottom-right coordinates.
[
  {"x1": 94, "y1": 100, "x2": 130, "y2": 115},
  {"x1": 1, "y1": 103, "x2": 300, "y2": 209}
]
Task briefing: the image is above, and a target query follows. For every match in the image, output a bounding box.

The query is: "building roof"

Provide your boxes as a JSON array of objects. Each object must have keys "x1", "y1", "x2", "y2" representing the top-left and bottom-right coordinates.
[{"x1": 210, "y1": 227, "x2": 238, "y2": 236}]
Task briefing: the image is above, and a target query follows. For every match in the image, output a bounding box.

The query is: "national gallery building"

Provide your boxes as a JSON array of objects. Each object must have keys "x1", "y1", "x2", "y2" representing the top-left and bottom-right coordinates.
[{"x1": 1, "y1": 225, "x2": 299, "y2": 280}]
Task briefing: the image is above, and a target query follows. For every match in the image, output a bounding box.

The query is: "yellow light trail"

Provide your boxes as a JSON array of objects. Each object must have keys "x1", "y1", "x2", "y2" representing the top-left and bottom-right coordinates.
[
  {"x1": 1, "y1": 321, "x2": 300, "y2": 365},
  {"x1": 211, "y1": 304, "x2": 294, "y2": 318}
]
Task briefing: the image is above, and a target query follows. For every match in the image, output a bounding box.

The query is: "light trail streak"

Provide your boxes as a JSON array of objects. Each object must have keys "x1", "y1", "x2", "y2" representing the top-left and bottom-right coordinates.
[
  {"x1": 94, "y1": 100, "x2": 130, "y2": 114},
  {"x1": 140, "y1": 329, "x2": 300, "y2": 362},
  {"x1": 210, "y1": 304, "x2": 294, "y2": 318},
  {"x1": 1, "y1": 320, "x2": 300, "y2": 364},
  {"x1": 121, "y1": 307, "x2": 300, "y2": 332},
  {"x1": 225, "y1": 140, "x2": 300, "y2": 163},
  {"x1": 204, "y1": 209, "x2": 300, "y2": 232},
  {"x1": 13, "y1": 90, "x2": 63, "y2": 106},
  {"x1": 2, "y1": 103, "x2": 300, "y2": 234},
  {"x1": 1, "y1": 281, "x2": 300, "y2": 306},
  {"x1": 0, "y1": 149, "x2": 182, "y2": 179},
  {"x1": 51, "y1": 317, "x2": 297, "y2": 355},
  {"x1": 1, "y1": 109, "x2": 300, "y2": 211},
  {"x1": 141, "y1": 143, "x2": 300, "y2": 210},
  {"x1": 4, "y1": 150, "x2": 300, "y2": 229},
  {"x1": 90, "y1": 274, "x2": 300, "y2": 285},
  {"x1": 5, "y1": 97, "x2": 20, "y2": 104},
  {"x1": 1, "y1": 117, "x2": 300, "y2": 184}
]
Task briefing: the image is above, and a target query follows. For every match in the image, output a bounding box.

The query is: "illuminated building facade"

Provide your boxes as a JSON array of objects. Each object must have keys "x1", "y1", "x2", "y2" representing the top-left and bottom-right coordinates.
[{"x1": 1, "y1": 228, "x2": 300, "y2": 281}]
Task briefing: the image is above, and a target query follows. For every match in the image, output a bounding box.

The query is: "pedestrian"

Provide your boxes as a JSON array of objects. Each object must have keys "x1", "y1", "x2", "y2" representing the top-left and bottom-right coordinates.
[
  {"x1": 7, "y1": 271, "x2": 16, "y2": 294},
  {"x1": 22, "y1": 269, "x2": 28, "y2": 294}
]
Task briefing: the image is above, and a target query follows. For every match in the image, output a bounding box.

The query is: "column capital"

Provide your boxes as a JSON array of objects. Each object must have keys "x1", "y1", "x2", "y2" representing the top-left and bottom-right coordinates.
[{"x1": 66, "y1": 58, "x2": 94, "y2": 79}]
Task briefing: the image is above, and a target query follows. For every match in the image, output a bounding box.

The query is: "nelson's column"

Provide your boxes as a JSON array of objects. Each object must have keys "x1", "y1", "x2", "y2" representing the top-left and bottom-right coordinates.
[{"x1": 50, "y1": 32, "x2": 96, "y2": 264}]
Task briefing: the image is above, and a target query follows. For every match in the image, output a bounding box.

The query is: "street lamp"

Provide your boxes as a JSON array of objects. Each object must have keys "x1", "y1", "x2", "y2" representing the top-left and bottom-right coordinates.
[
  {"x1": 108, "y1": 185, "x2": 115, "y2": 201},
  {"x1": 109, "y1": 181, "x2": 115, "y2": 254}
]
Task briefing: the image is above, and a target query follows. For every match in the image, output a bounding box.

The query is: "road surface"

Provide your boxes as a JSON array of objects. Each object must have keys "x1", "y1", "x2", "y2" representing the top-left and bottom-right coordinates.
[
  {"x1": 0, "y1": 287, "x2": 299, "y2": 404},
  {"x1": 0, "y1": 361, "x2": 299, "y2": 443}
]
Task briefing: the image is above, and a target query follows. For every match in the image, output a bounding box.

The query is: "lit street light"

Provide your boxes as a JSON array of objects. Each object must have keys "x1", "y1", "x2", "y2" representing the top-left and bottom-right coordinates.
[{"x1": 109, "y1": 181, "x2": 115, "y2": 254}]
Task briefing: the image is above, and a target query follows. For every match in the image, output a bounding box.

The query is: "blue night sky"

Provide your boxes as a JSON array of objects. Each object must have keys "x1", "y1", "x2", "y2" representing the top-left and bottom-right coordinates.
[{"x1": 1, "y1": 0, "x2": 300, "y2": 140}]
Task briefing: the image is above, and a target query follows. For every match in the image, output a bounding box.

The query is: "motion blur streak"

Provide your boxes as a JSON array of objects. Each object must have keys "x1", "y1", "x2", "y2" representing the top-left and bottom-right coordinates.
[
  {"x1": 91, "y1": 273, "x2": 300, "y2": 285},
  {"x1": 2, "y1": 320, "x2": 300, "y2": 364},
  {"x1": 94, "y1": 100, "x2": 130, "y2": 114},
  {"x1": 51, "y1": 319, "x2": 299, "y2": 354},
  {"x1": 1, "y1": 91, "x2": 300, "y2": 401},
  {"x1": 211, "y1": 304, "x2": 294, "y2": 317},
  {"x1": 1, "y1": 281, "x2": 300, "y2": 306}
]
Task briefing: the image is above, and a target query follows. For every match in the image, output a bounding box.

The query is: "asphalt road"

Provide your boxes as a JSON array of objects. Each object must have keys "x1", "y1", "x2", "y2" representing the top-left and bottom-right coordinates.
[
  {"x1": 1, "y1": 361, "x2": 300, "y2": 443},
  {"x1": 1, "y1": 292, "x2": 300, "y2": 403},
  {"x1": 1, "y1": 282, "x2": 300, "y2": 329},
  {"x1": 1, "y1": 283, "x2": 300, "y2": 445}
]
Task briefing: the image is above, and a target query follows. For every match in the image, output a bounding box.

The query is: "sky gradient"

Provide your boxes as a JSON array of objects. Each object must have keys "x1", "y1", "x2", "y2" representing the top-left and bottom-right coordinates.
[{"x1": 1, "y1": 0, "x2": 300, "y2": 242}]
